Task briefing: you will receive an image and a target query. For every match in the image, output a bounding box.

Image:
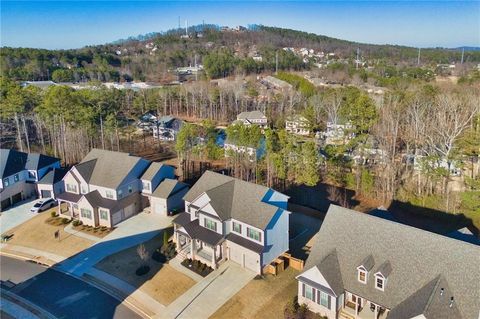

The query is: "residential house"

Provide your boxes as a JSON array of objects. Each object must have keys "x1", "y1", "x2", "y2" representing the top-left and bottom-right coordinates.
[
  {"x1": 152, "y1": 116, "x2": 184, "y2": 141},
  {"x1": 0, "y1": 149, "x2": 60, "y2": 211},
  {"x1": 57, "y1": 149, "x2": 154, "y2": 227},
  {"x1": 260, "y1": 76, "x2": 293, "y2": 91},
  {"x1": 37, "y1": 168, "x2": 68, "y2": 199},
  {"x1": 172, "y1": 171, "x2": 290, "y2": 274},
  {"x1": 234, "y1": 111, "x2": 268, "y2": 129},
  {"x1": 224, "y1": 136, "x2": 266, "y2": 161},
  {"x1": 320, "y1": 122, "x2": 355, "y2": 146},
  {"x1": 140, "y1": 162, "x2": 188, "y2": 216},
  {"x1": 286, "y1": 115, "x2": 311, "y2": 136},
  {"x1": 296, "y1": 205, "x2": 480, "y2": 319}
]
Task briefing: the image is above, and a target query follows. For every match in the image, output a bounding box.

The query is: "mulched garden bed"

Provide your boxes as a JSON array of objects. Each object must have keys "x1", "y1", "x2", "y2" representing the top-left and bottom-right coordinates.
[
  {"x1": 152, "y1": 241, "x2": 177, "y2": 263},
  {"x1": 181, "y1": 258, "x2": 214, "y2": 277},
  {"x1": 72, "y1": 223, "x2": 113, "y2": 238},
  {"x1": 45, "y1": 216, "x2": 71, "y2": 226}
]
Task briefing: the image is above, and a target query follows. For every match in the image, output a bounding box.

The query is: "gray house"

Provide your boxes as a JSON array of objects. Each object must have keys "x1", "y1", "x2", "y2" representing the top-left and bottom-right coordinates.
[
  {"x1": 297, "y1": 205, "x2": 480, "y2": 319},
  {"x1": 0, "y1": 149, "x2": 60, "y2": 211},
  {"x1": 173, "y1": 171, "x2": 290, "y2": 274}
]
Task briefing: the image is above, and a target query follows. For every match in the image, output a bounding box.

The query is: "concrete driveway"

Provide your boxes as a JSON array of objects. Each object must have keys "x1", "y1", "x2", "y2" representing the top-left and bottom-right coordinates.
[
  {"x1": 57, "y1": 211, "x2": 174, "y2": 276},
  {"x1": 160, "y1": 261, "x2": 255, "y2": 319},
  {"x1": 0, "y1": 199, "x2": 39, "y2": 234}
]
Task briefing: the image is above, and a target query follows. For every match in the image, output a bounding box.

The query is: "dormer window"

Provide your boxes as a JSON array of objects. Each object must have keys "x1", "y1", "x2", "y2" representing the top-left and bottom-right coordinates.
[
  {"x1": 358, "y1": 268, "x2": 367, "y2": 284},
  {"x1": 375, "y1": 275, "x2": 385, "y2": 291}
]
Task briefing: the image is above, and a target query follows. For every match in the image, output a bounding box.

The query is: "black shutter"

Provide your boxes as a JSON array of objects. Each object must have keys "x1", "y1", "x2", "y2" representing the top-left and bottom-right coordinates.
[
  {"x1": 302, "y1": 283, "x2": 305, "y2": 297},
  {"x1": 327, "y1": 295, "x2": 331, "y2": 310}
]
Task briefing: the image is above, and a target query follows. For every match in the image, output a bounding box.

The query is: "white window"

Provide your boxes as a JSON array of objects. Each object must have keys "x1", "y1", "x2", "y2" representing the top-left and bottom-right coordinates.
[
  {"x1": 28, "y1": 171, "x2": 36, "y2": 179},
  {"x1": 142, "y1": 181, "x2": 150, "y2": 191},
  {"x1": 81, "y1": 185, "x2": 87, "y2": 194},
  {"x1": 232, "y1": 221, "x2": 242, "y2": 233},
  {"x1": 117, "y1": 189, "x2": 123, "y2": 198},
  {"x1": 247, "y1": 227, "x2": 261, "y2": 242},
  {"x1": 106, "y1": 190, "x2": 114, "y2": 199},
  {"x1": 3, "y1": 178, "x2": 9, "y2": 187},
  {"x1": 128, "y1": 185, "x2": 133, "y2": 193},
  {"x1": 319, "y1": 291, "x2": 330, "y2": 309},
  {"x1": 66, "y1": 184, "x2": 77, "y2": 193},
  {"x1": 204, "y1": 218, "x2": 217, "y2": 231},
  {"x1": 376, "y1": 276, "x2": 385, "y2": 291},
  {"x1": 305, "y1": 285, "x2": 314, "y2": 301},
  {"x1": 358, "y1": 269, "x2": 367, "y2": 284},
  {"x1": 99, "y1": 209, "x2": 109, "y2": 220},
  {"x1": 80, "y1": 208, "x2": 92, "y2": 219},
  {"x1": 14, "y1": 174, "x2": 19, "y2": 182}
]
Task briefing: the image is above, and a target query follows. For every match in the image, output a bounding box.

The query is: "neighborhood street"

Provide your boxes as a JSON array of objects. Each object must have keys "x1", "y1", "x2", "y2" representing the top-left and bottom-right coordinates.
[{"x1": 1, "y1": 256, "x2": 142, "y2": 319}]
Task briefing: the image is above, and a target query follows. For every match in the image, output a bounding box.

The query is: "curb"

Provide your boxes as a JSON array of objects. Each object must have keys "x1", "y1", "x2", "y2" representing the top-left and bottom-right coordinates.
[
  {"x1": 0, "y1": 250, "x2": 152, "y2": 319},
  {"x1": 1, "y1": 289, "x2": 57, "y2": 319}
]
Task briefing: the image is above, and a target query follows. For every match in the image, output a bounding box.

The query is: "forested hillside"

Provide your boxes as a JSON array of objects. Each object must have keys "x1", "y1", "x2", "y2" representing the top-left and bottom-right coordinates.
[{"x1": 2, "y1": 25, "x2": 479, "y2": 83}]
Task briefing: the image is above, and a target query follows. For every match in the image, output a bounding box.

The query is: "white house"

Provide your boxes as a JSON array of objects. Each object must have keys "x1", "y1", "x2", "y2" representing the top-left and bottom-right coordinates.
[
  {"x1": 173, "y1": 171, "x2": 290, "y2": 274},
  {"x1": 235, "y1": 111, "x2": 268, "y2": 129},
  {"x1": 297, "y1": 205, "x2": 480, "y2": 319},
  {"x1": 286, "y1": 115, "x2": 311, "y2": 136}
]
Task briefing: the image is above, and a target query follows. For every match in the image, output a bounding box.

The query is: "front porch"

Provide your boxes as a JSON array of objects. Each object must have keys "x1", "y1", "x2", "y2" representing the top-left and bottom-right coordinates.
[
  {"x1": 58, "y1": 201, "x2": 79, "y2": 219},
  {"x1": 339, "y1": 292, "x2": 388, "y2": 319},
  {"x1": 176, "y1": 231, "x2": 225, "y2": 270}
]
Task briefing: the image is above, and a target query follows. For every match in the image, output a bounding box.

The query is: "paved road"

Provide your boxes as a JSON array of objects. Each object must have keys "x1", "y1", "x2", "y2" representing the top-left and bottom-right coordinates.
[{"x1": 1, "y1": 256, "x2": 142, "y2": 319}]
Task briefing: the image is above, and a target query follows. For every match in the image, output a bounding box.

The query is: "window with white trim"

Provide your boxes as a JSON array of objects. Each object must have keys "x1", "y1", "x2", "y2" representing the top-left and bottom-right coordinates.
[
  {"x1": 358, "y1": 269, "x2": 367, "y2": 284},
  {"x1": 106, "y1": 190, "x2": 114, "y2": 199},
  {"x1": 66, "y1": 183, "x2": 77, "y2": 193},
  {"x1": 128, "y1": 185, "x2": 133, "y2": 193},
  {"x1": 305, "y1": 285, "x2": 314, "y2": 301},
  {"x1": 247, "y1": 227, "x2": 261, "y2": 242},
  {"x1": 232, "y1": 221, "x2": 242, "y2": 234},
  {"x1": 117, "y1": 189, "x2": 123, "y2": 199},
  {"x1": 204, "y1": 218, "x2": 217, "y2": 232},
  {"x1": 375, "y1": 275, "x2": 385, "y2": 291},
  {"x1": 319, "y1": 290, "x2": 330, "y2": 308},
  {"x1": 142, "y1": 181, "x2": 150, "y2": 191},
  {"x1": 80, "y1": 208, "x2": 92, "y2": 219},
  {"x1": 3, "y1": 178, "x2": 10, "y2": 187},
  {"x1": 99, "y1": 209, "x2": 109, "y2": 220},
  {"x1": 14, "y1": 174, "x2": 19, "y2": 182}
]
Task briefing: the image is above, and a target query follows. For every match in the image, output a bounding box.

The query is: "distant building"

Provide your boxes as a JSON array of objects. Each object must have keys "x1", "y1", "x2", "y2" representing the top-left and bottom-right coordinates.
[
  {"x1": 152, "y1": 116, "x2": 184, "y2": 141},
  {"x1": 234, "y1": 110, "x2": 268, "y2": 129},
  {"x1": 260, "y1": 76, "x2": 293, "y2": 91},
  {"x1": 286, "y1": 115, "x2": 311, "y2": 136},
  {"x1": 321, "y1": 122, "x2": 355, "y2": 146}
]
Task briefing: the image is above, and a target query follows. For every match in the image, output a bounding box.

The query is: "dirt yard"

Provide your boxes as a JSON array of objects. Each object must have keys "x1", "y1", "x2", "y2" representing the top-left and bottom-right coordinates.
[
  {"x1": 210, "y1": 267, "x2": 300, "y2": 319},
  {"x1": 95, "y1": 232, "x2": 196, "y2": 306},
  {"x1": 3, "y1": 210, "x2": 94, "y2": 257}
]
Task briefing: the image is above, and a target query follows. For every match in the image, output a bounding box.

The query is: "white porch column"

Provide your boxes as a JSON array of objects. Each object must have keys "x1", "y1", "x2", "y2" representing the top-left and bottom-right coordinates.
[
  {"x1": 190, "y1": 239, "x2": 195, "y2": 259},
  {"x1": 374, "y1": 303, "x2": 378, "y2": 319},
  {"x1": 355, "y1": 295, "x2": 358, "y2": 319},
  {"x1": 212, "y1": 248, "x2": 217, "y2": 269}
]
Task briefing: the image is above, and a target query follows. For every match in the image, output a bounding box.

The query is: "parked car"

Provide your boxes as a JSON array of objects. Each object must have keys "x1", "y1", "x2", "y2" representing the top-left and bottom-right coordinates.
[{"x1": 30, "y1": 198, "x2": 57, "y2": 213}]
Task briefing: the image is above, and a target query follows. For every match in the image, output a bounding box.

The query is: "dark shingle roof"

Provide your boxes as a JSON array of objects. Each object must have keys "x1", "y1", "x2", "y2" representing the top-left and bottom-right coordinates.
[
  {"x1": 316, "y1": 250, "x2": 344, "y2": 296},
  {"x1": 25, "y1": 153, "x2": 60, "y2": 171},
  {"x1": 37, "y1": 168, "x2": 68, "y2": 185},
  {"x1": 183, "y1": 171, "x2": 285, "y2": 229},
  {"x1": 304, "y1": 205, "x2": 480, "y2": 319},
  {"x1": 226, "y1": 233, "x2": 264, "y2": 254},
  {"x1": 1, "y1": 149, "x2": 27, "y2": 178}
]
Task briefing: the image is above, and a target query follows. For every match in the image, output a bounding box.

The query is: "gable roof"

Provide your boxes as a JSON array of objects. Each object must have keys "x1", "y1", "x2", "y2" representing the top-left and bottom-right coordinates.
[
  {"x1": 152, "y1": 179, "x2": 188, "y2": 199},
  {"x1": 75, "y1": 149, "x2": 147, "y2": 189},
  {"x1": 141, "y1": 162, "x2": 164, "y2": 181},
  {"x1": 1, "y1": 149, "x2": 59, "y2": 178},
  {"x1": 304, "y1": 205, "x2": 480, "y2": 319},
  {"x1": 37, "y1": 168, "x2": 68, "y2": 185},
  {"x1": 236, "y1": 110, "x2": 266, "y2": 121},
  {"x1": 1, "y1": 149, "x2": 28, "y2": 178},
  {"x1": 183, "y1": 170, "x2": 286, "y2": 229},
  {"x1": 25, "y1": 153, "x2": 60, "y2": 171}
]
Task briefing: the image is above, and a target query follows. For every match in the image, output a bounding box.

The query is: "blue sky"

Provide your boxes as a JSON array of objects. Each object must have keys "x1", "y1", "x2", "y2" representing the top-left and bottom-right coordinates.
[{"x1": 1, "y1": 1, "x2": 479, "y2": 49}]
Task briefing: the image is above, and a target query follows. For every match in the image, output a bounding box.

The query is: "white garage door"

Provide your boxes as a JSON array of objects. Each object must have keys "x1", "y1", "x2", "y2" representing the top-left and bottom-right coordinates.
[
  {"x1": 229, "y1": 246, "x2": 243, "y2": 266},
  {"x1": 124, "y1": 203, "x2": 136, "y2": 218},
  {"x1": 244, "y1": 252, "x2": 259, "y2": 273},
  {"x1": 229, "y1": 243, "x2": 259, "y2": 273},
  {"x1": 112, "y1": 211, "x2": 123, "y2": 225},
  {"x1": 154, "y1": 201, "x2": 167, "y2": 215}
]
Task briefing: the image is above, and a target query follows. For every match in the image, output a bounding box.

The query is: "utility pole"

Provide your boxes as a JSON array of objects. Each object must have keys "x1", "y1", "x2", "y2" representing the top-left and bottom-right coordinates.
[
  {"x1": 417, "y1": 48, "x2": 421, "y2": 66},
  {"x1": 275, "y1": 51, "x2": 279, "y2": 75},
  {"x1": 461, "y1": 48, "x2": 465, "y2": 64},
  {"x1": 185, "y1": 20, "x2": 188, "y2": 37}
]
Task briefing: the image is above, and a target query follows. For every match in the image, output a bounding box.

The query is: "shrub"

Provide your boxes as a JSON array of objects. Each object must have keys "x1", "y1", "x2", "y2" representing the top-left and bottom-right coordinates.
[
  {"x1": 61, "y1": 218, "x2": 70, "y2": 224},
  {"x1": 135, "y1": 265, "x2": 150, "y2": 276},
  {"x1": 51, "y1": 211, "x2": 57, "y2": 218},
  {"x1": 72, "y1": 220, "x2": 82, "y2": 227}
]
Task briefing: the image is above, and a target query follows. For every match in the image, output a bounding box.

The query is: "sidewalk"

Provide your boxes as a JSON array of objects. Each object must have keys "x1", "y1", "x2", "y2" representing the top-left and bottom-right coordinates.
[
  {"x1": 63, "y1": 224, "x2": 102, "y2": 242},
  {"x1": 0, "y1": 243, "x2": 65, "y2": 266}
]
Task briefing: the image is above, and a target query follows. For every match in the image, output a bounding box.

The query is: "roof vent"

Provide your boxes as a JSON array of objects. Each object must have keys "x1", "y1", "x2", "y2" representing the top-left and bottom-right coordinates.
[
  {"x1": 440, "y1": 288, "x2": 444, "y2": 296},
  {"x1": 449, "y1": 297, "x2": 454, "y2": 308}
]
